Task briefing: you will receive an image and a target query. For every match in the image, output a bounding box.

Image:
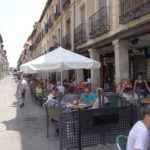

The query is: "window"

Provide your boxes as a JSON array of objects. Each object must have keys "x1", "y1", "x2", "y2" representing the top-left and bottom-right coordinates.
[
  {"x1": 80, "y1": 4, "x2": 86, "y2": 23},
  {"x1": 66, "y1": 18, "x2": 71, "y2": 33},
  {"x1": 98, "y1": 0, "x2": 107, "y2": 9}
]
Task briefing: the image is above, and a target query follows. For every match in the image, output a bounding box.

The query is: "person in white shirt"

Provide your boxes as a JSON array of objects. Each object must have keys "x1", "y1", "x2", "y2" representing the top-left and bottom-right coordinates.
[
  {"x1": 45, "y1": 89, "x2": 59, "y2": 108},
  {"x1": 92, "y1": 88, "x2": 109, "y2": 108},
  {"x1": 127, "y1": 105, "x2": 150, "y2": 150},
  {"x1": 57, "y1": 82, "x2": 65, "y2": 95},
  {"x1": 122, "y1": 88, "x2": 138, "y2": 102}
]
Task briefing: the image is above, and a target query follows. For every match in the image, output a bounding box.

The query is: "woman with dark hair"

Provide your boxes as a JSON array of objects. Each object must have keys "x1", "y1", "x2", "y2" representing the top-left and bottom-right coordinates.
[{"x1": 133, "y1": 73, "x2": 150, "y2": 98}]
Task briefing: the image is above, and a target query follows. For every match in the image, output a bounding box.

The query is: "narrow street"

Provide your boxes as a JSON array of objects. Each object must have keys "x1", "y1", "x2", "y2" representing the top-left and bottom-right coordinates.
[
  {"x1": 0, "y1": 76, "x2": 116, "y2": 150},
  {"x1": 0, "y1": 76, "x2": 59, "y2": 150}
]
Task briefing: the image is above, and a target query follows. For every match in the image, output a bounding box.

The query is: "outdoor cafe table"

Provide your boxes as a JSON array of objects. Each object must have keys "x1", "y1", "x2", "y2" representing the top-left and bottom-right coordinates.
[{"x1": 59, "y1": 103, "x2": 138, "y2": 150}]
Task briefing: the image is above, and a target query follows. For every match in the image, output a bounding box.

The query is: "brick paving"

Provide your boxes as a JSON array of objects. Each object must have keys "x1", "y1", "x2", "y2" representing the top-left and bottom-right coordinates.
[{"x1": 0, "y1": 76, "x2": 117, "y2": 150}]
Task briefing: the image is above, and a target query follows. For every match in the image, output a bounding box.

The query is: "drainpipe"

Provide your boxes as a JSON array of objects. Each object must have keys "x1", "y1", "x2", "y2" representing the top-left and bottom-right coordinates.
[
  {"x1": 72, "y1": 0, "x2": 76, "y2": 51},
  {"x1": 60, "y1": 0, "x2": 63, "y2": 47}
]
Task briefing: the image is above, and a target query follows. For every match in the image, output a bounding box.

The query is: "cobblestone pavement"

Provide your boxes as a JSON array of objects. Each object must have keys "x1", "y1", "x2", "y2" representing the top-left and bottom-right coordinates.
[{"x1": 0, "y1": 76, "x2": 117, "y2": 150}]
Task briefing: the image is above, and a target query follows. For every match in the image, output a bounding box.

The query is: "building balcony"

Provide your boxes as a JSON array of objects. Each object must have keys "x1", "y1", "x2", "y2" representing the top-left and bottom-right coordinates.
[
  {"x1": 74, "y1": 23, "x2": 87, "y2": 47},
  {"x1": 120, "y1": 0, "x2": 150, "y2": 24},
  {"x1": 62, "y1": 33, "x2": 71, "y2": 49},
  {"x1": 89, "y1": 7, "x2": 110, "y2": 39},
  {"x1": 62, "y1": 0, "x2": 71, "y2": 10}
]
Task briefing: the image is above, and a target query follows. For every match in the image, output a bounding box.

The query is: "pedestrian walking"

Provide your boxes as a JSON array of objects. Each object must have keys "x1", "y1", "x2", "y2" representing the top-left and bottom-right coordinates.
[
  {"x1": 15, "y1": 75, "x2": 22, "y2": 98},
  {"x1": 19, "y1": 75, "x2": 28, "y2": 108}
]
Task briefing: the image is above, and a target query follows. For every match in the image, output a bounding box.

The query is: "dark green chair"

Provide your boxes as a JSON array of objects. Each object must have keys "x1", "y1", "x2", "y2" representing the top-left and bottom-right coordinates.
[
  {"x1": 107, "y1": 95, "x2": 120, "y2": 108},
  {"x1": 116, "y1": 135, "x2": 127, "y2": 150}
]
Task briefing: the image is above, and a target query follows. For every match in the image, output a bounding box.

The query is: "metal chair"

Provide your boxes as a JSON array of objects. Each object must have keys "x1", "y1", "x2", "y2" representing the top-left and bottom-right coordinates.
[{"x1": 116, "y1": 135, "x2": 127, "y2": 150}]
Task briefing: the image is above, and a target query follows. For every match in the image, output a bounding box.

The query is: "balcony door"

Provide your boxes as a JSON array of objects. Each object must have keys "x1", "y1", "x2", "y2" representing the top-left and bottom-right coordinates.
[
  {"x1": 98, "y1": 0, "x2": 107, "y2": 9},
  {"x1": 66, "y1": 18, "x2": 71, "y2": 33}
]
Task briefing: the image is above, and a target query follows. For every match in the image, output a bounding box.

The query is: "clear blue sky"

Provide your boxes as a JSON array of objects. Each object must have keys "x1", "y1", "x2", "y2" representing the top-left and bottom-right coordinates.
[{"x1": 0, "y1": 0, "x2": 47, "y2": 67}]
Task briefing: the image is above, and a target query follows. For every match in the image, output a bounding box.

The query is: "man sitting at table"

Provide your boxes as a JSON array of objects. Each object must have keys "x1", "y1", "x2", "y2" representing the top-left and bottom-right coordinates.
[
  {"x1": 45, "y1": 89, "x2": 59, "y2": 108},
  {"x1": 61, "y1": 86, "x2": 79, "y2": 106},
  {"x1": 93, "y1": 88, "x2": 109, "y2": 108},
  {"x1": 80, "y1": 88, "x2": 96, "y2": 105},
  {"x1": 35, "y1": 82, "x2": 43, "y2": 97}
]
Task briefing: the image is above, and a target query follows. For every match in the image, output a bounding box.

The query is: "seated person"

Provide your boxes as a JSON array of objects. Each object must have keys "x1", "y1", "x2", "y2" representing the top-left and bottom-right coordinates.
[
  {"x1": 116, "y1": 79, "x2": 132, "y2": 96},
  {"x1": 57, "y1": 82, "x2": 65, "y2": 95},
  {"x1": 61, "y1": 87, "x2": 79, "y2": 105},
  {"x1": 134, "y1": 73, "x2": 150, "y2": 98},
  {"x1": 35, "y1": 83, "x2": 43, "y2": 97},
  {"x1": 122, "y1": 88, "x2": 138, "y2": 102},
  {"x1": 93, "y1": 88, "x2": 109, "y2": 108},
  {"x1": 47, "y1": 80, "x2": 54, "y2": 93},
  {"x1": 63, "y1": 79, "x2": 70, "y2": 89},
  {"x1": 45, "y1": 89, "x2": 59, "y2": 108},
  {"x1": 80, "y1": 88, "x2": 96, "y2": 105}
]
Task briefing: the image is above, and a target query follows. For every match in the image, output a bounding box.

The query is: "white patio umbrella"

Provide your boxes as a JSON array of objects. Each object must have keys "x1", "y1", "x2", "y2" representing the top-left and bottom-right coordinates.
[
  {"x1": 20, "y1": 61, "x2": 37, "y2": 74},
  {"x1": 20, "y1": 47, "x2": 101, "y2": 84}
]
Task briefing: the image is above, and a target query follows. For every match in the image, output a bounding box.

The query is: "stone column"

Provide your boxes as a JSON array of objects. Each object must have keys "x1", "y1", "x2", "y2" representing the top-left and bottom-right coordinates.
[
  {"x1": 88, "y1": 48, "x2": 100, "y2": 89},
  {"x1": 113, "y1": 39, "x2": 129, "y2": 84}
]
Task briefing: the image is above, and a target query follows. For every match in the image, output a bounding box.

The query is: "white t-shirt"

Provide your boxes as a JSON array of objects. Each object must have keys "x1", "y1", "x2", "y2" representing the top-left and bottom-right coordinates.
[
  {"x1": 127, "y1": 121, "x2": 150, "y2": 150},
  {"x1": 21, "y1": 79, "x2": 28, "y2": 90},
  {"x1": 93, "y1": 96, "x2": 109, "y2": 109},
  {"x1": 46, "y1": 94, "x2": 58, "y2": 107},
  {"x1": 122, "y1": 93, "x2": 138, "y2": 101},
  {"x1": 57, "y1": 85, "x2": 65, "y2": 94}
]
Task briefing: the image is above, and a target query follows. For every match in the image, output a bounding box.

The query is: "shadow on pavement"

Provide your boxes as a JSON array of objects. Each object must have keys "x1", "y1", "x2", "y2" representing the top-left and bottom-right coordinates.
[{"x1": 2, "y1": 78, "x2": 59, "y2": 150}]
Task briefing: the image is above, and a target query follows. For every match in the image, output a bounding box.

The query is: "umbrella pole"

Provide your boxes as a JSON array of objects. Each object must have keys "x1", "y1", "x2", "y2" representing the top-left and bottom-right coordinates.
[{"x1": 61, "y1": 71, "x2": 63, "y2": 86}]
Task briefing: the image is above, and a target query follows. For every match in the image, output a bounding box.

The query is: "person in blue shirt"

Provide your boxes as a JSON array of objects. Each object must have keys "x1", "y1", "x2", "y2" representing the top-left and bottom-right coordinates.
[{"x1": 80, "y1": 88, "x2": 96, "y2": 105}]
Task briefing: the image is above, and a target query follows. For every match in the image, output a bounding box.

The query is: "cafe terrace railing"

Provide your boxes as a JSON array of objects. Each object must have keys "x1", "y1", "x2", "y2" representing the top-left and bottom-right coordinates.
[
  {"x1": 120, "y1": 0, "x2": 150, "y2": 24},
  {"x1": 59, "y1": 105, "x2": 139, "y2": 150},
  {"x1": 74, "y1": 23, "x2": 87, "y2": 47},
  {"x1": 44, "y1": 93, "x2": 140, "y2": 149},
  {"x1": 89, "y1": 7, "x2": 111, "y2": 39}
]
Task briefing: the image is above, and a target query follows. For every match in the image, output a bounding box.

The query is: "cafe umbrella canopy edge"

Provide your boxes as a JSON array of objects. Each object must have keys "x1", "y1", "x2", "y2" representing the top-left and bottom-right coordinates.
[
  {"x1": 20, "y1": 47, "x2": 101, "y2": 85},
  {"x1": 20, "y1": 61, "x2": 37, "y2": 74}
]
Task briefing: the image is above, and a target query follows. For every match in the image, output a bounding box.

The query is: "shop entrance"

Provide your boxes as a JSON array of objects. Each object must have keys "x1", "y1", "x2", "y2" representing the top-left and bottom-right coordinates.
[
  {"x1": 129, "y1": 34, "x2": 150, "y2": 81},
  {"x1": 100, "y1": 53, "x2": 115, "y2": 91}
]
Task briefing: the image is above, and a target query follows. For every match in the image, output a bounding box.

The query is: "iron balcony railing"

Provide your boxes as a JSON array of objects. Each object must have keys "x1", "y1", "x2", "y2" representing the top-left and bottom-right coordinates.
[
  {"x1": 74, "y1": 23, "x2": 87, "y2": 47},
  {"x1": 62, "y1": 33, "x2": 71, "y2": 49},
  {"x1": 89, "y1": 7, "x2": 110, "y2": 39},
  {"x1": 62, "y1": 0, "x2": 71, "y2": 10},
  {"x1": 120, "y1": 0, "x2": 150, "y2": 24}
]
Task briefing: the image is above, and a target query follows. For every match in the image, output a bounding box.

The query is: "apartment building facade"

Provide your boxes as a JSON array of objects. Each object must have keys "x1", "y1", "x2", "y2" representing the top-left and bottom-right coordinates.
[
  {"x1": 0, "y1": 34, "x2": 9, "y2": 79},
  {"x1": 20, "y1": 0, "x2": 150, "y2": 89}
]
